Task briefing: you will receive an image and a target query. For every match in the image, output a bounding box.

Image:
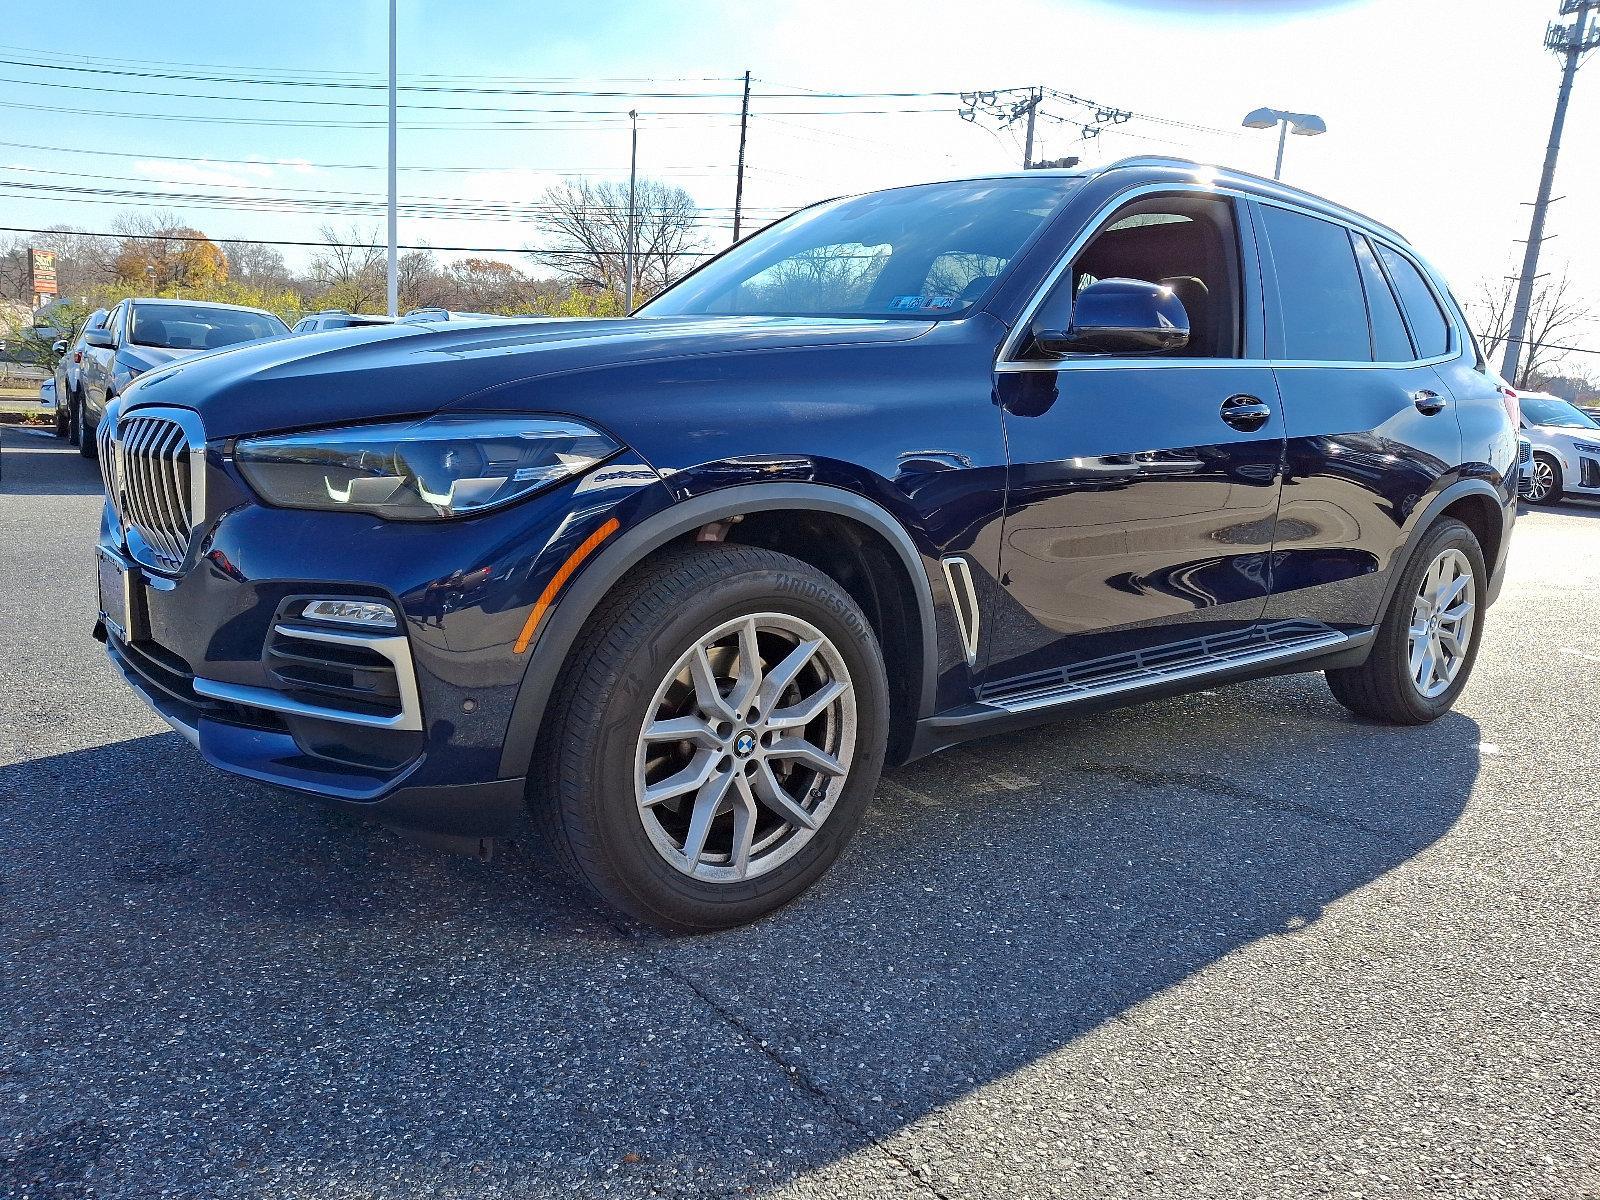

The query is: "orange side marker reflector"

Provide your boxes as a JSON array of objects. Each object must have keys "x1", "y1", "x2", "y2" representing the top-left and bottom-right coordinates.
[{"x1": 513, "y1": 517, "x2": 621, "y2": 654}]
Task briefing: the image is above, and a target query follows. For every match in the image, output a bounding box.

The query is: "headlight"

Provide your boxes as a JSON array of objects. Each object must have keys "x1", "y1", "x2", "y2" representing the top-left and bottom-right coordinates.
[{"x1": 235, "y1": 413, "x2": 619, "y2": 520}]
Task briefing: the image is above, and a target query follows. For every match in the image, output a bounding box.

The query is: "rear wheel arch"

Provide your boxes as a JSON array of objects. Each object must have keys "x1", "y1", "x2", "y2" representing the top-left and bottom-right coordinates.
[
  {"x1": 1376, "y1": 479, "x2": 1506, "y2": 620},
  {"x1": 497, "y1": 483, "x2": 939, "y2": 781}
]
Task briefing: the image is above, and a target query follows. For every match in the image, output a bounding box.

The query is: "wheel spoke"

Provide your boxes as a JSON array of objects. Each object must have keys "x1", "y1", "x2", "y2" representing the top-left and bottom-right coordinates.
[
  {"x1": 751, "y1": 760, "x2": 820, "y2": 830},
  {"x1": 755, "y1": 638, "x2": 821, "y2": 717},
  {"x1": 728, "y1": 774, "x2": 759, "y2": 878},
  {"x1": 643, "y1": 714, "x2": 721, "y2": 748},
  {"x1": 679, "y1": 762, "x2": 737, "y2": 869},
  {"x1": 725, "y1": 617, "x2": 764, "y2": 717},
  {"x1": 1439, "y1": 572, "x2": 1470, "y2": 609},
  {"x1": 641, "y1": 748, "x2": 718, "y2": 809},
  {"x1": 767, "y1": 736, "x2": 846, "y2": 777},
  {"x1": 689, "y1": 644, "x2": 740, "y2": 724},
  {"x1": 766, "y1": 676, "x2": 848, "y2": 731}
]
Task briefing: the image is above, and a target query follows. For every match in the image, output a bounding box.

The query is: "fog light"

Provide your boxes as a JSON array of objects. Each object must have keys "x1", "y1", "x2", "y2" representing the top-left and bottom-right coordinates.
[{"x1": 301, "y1": 599, "x2": 399, "y2": 629}]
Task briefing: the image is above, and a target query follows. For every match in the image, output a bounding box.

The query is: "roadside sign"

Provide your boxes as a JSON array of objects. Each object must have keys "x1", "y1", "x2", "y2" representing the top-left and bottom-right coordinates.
[{"x1": 29, "y1": 249, "x2": 58, "y2": 299}]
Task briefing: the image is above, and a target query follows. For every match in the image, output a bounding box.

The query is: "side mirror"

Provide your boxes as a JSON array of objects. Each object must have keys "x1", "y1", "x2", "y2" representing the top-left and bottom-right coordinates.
[
  {"x1": 1034, "y1": 277, "x2": 1189, "y2": 356},
  {"x1": 84, "y1": 328, "x2": 115, "y2": 349},
  {"x1": 51, "y1": 340, "x2": 68, "y2": 356}
]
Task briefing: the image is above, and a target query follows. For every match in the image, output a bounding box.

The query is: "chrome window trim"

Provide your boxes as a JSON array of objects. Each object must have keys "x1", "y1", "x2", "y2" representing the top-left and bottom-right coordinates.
[
  {"x1": 193, "y1": 622, "x2": 424, "y2": 733},
  {"x1": 996, "y1": 180, "x2": 1470, "y2": 375}
]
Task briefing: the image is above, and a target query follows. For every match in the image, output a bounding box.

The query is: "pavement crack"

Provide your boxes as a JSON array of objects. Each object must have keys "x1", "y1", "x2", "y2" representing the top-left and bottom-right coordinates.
[{"x1": 620, "y1": 923, "x2": 952, "y2": 1200}]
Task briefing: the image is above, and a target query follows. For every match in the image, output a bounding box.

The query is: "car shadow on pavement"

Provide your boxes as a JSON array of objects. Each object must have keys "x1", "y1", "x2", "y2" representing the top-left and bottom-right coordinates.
[
  {"x1": 0, "y1": 431, "x2": 105, "y2": 497},
  {"x1": 1, "y1": 673, "x2": 1479, "y2": 1196}
]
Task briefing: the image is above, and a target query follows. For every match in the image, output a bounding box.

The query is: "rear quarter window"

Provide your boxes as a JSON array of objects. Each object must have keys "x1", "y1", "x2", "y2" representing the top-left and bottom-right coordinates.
[{"x1": 1377, "y1": 245, "x2": 1452, "y2": 359}]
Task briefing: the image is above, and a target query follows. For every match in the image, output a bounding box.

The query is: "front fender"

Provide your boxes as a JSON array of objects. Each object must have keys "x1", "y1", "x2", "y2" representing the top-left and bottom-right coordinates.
[{"x1": 496, "y1": 481, "x2": 940, "y2": 781}]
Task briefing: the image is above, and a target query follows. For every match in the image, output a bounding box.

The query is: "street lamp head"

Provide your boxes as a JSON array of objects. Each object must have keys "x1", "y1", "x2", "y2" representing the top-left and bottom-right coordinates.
[
  {"x1": 1241, "y1": 107, "x2": 1282, "y2": 130},
  {"x1": 1287, "y1": 113, "x2": 1327, "y2": 137}
]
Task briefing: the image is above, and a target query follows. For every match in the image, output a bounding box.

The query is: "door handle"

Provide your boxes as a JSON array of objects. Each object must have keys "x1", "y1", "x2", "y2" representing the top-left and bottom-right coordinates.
[
  {"x1": 1219, "y1": 394, "x2": 1272, "y2": 432},
  {"x1": 1412, "y1": 389, "x2": 1446, "y2": 415}
]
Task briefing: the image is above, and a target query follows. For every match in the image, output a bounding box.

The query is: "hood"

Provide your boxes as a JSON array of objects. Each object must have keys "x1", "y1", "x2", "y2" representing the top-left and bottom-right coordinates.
[
  {"x1": 1529, "y1": 422, "x2": 1600, "y2": 443},
  {"x1": 119, "y1": 315, "x2": 934, "y2": 440}
]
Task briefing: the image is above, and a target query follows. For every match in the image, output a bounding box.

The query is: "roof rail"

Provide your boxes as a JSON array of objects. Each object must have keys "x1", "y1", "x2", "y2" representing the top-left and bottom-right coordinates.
[{"x1": 1091, "y1": 155, "x2": 1409, "y2": 245}]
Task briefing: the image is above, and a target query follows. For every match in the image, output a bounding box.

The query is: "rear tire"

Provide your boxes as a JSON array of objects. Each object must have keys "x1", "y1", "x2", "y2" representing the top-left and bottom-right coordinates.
[
  {"x1": 533, "y1": 542, "x2": 890, "y2": 932},
  {"x1": 76, "y1": 396, "x2": 99, "y2": 459},
  {"x1": 1326, "y1": 517, "x2": 1486, "y2": 725},
  {"x1": 1527, "y1": 453, "x2": 1562, "y2": 504}
]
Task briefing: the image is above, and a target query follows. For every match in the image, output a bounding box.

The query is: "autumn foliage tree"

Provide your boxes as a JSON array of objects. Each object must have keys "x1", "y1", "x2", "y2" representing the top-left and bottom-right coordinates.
[{"x1": 112, "y1": 220, "x2": 229, "y2": 292}]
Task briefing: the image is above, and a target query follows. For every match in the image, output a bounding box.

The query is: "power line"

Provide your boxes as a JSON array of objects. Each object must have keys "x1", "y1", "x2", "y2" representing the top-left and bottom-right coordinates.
[
  {"x1": 0, "y1": 137, "x2": 738, "y2": 175},
  {"x1": 0, "y1": 224, "x2": 715, "y2": 259}
]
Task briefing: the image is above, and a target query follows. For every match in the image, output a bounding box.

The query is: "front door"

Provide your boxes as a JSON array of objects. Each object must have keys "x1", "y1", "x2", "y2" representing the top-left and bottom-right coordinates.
[{"x1": 987, "y1": 191, "x2": 1285, "y2": 692}]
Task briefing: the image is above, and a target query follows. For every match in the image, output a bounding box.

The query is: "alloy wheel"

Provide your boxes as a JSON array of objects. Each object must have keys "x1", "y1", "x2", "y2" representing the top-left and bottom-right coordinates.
[
  {"x1": 634, "y1": 612, "x2": 856, "y2": 883},
  {"x1": 1407, "y1": 548, "x2": 1475, "y2": 699},
  {"x1": 1526, "y1": 457, "x2": 1555, "y2": 502}
]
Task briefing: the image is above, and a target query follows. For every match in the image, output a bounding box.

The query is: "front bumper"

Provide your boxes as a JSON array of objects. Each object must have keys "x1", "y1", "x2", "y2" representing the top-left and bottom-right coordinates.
[{"x1": 95, "y1": 441, "x2": 669, "y2": 836}]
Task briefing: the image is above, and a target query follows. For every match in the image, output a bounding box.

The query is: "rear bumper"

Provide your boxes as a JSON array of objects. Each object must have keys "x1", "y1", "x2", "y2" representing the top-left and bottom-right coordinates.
[{"x1": 103, "y1": 625, "x2": 529, "y2": 837}]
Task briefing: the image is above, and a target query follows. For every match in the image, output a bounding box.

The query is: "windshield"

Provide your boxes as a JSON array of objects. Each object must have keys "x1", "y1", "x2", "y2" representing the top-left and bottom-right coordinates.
[
  {"x1": 130, "y1": 303, "x2": 289, "y2": 350},
  {"x1": 1522, "y1": 396, "x2": 1599, "y2": 429},
  {"x1": 640, "y1": 177, "x2": 1078, "y2": 320}
]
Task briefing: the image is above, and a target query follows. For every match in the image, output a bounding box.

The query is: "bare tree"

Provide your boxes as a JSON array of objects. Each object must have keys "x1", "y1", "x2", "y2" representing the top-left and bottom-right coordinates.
[
  {"x1": 526, "y1": 178, "x2": 707, "y2": 301},
  {"x1": 309, "y1": 224, "x2": 386, "y2": 312},
  {"x1": 227, "y1": 240, "x2": 294, "y2": 291},
  {"x1": 1470, "y1": 264, "x2": 1595, "y2": 387}
]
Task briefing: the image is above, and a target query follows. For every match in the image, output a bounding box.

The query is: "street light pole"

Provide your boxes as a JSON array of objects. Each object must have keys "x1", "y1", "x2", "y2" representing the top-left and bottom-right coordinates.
[
  {"x1": 1242, "y1": 107, "x2": 1326, "y2": 180},
  {"x1": 625, "y1": 109, "x2": 638, "y2": 314},
  {"x1": 385, "y1": 0, "x2": 398, "y2": 318}
]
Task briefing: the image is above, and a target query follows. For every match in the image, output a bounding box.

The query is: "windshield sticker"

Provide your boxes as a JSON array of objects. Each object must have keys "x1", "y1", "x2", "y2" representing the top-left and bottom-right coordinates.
[{"x1": 890, "y1": 294, "x2": 960, "y2": 311}]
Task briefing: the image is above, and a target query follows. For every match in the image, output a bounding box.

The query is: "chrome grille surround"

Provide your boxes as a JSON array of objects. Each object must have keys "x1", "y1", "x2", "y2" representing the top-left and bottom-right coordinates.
[{"x1": 102, "y1": 406, "x2": 207, "y2": 574}]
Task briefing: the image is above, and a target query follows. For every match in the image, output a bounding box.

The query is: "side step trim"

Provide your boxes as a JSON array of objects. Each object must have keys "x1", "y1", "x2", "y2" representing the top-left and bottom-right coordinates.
[{"x1": 985, "y1": 623, "x2": 1355, "y2": 715}]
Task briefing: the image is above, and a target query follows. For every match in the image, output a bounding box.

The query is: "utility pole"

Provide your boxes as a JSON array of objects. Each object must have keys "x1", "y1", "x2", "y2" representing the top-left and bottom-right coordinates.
[
  {"x1": 733, "y1": 70, "x2": 751, "y2": 243},
  {"x1": 625, "y1": 109, "x2": 638, "y2": 314},
  {"x1": 385, "y1": 0, "x2": 398, "y2": 318},
  {"x1": 1021, "y1": 85, "x2": 1041, "y2": 169},
  {"x1": 1502, "y1": 0, "x2": 1598, "y2": 387}
]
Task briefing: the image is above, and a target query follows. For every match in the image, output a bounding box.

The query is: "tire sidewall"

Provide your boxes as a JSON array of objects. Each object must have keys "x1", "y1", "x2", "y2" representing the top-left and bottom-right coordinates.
[
  {"x1": 1378, "y1": 519, "x2": 1488, "y2": 721},
  {"x1": 578, "y1": 561, "x2": 889, "y2": 929}
]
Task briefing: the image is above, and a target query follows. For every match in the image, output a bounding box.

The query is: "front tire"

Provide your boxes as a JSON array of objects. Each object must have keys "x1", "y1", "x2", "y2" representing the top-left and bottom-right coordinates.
[
  {"x1": 534, "y1": 542, "x2": 891, "y2": 932},
  {"x1": 1526, "y1": 453, "x2": 1562, "y2": 504},
  {"x1": 1326, "y1": 517, "x2": 1486, "y2": 725}
]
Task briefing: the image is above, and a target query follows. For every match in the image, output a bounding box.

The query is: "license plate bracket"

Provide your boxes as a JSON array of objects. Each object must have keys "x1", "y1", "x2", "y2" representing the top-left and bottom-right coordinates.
[{"x1": 97, "y1": 550, "x2": 144, "y2": 642}]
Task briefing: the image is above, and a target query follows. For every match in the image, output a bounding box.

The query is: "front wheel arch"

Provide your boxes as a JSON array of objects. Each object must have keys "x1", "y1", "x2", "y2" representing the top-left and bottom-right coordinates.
[{"x1": 497, "y1": 483, "x2": 939, "y2": 782}]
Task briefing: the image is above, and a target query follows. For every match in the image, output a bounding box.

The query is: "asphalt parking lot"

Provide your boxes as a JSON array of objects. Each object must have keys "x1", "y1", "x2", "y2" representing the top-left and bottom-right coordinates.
[{"x1": 2, "y1": 427, "x2": 1597, "y2": 1200}]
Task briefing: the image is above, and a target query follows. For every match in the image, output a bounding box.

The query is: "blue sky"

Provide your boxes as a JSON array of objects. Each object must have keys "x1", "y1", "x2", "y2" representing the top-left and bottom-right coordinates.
[{"x1": 3, "y1": 0, "x2": 1597, "y2": 321}]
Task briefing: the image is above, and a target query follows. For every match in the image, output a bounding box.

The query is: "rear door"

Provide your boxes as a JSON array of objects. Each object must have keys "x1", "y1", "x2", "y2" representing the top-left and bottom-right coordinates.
[
  {"x1": 1254, "y1": 202, "x2": 1461, "y2": 631},
  {"x1": 988, "y1": 190, "x2": 1284, "y2": 692}
]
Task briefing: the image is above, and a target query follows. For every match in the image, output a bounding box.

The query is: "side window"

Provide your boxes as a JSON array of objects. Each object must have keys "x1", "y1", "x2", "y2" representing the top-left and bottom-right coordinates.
[
  {"x1": 1041, "y1": 195, "x2": 1244, "y2": 358},
  {"x1": 292, "y1": 319, "x2": 311, "y2": 333},
  {"x1": 1376, "y1": 245, "x2": 1451, "y2": 359},
  {"x1": 108, "y1": 304, "x2": 126, "y2": 345},
  {"x1": 1259, "y1": 206, "x2": 1370, "y2": 362},
  {"x1": 1352, "y1": 235, "x2": 1414, "y2": 362}
]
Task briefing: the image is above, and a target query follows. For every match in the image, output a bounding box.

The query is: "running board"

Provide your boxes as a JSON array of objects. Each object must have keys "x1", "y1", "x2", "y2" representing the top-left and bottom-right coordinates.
[{"x1": 979, "y1": 620, "x2": 1358, "y2": 714}]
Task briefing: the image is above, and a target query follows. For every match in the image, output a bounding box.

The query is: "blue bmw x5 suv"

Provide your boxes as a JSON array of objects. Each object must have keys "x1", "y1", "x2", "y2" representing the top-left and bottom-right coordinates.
[{"x1": 95, "y1": 157, "x2": 1516, "y2": 930}]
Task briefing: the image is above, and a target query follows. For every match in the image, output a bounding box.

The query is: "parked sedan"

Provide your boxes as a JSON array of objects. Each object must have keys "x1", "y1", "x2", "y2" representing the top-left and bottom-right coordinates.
[{"x1": 74, "y1": 298, "x2": 290, "y2": 457}]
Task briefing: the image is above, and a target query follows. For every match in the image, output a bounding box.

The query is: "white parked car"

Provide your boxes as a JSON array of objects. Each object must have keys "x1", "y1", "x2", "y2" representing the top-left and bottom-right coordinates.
[{"x1": 1518, "y1": 391, "x2": 1600, "y2": 504}]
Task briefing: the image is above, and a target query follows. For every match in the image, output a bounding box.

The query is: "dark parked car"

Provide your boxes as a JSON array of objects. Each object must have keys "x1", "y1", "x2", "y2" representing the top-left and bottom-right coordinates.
[
  {"x1": 93, "y1": 156, "x2": 1516, "y2": 930},
  {"x1": 51, "y1": 308, "x2": 109, "y2": 438},
  {"x1": 73, "y1": 298, "x2": 290, "y2": 457}
]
